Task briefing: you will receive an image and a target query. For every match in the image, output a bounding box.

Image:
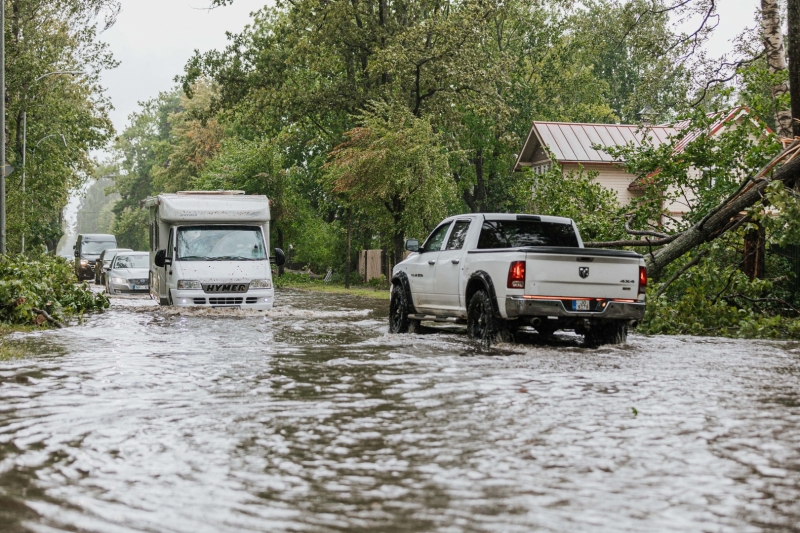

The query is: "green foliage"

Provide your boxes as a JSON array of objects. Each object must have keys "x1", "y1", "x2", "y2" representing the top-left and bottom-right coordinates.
[
  {"x1": 608, "y1": 106, "x2": 781, "y2": 231},
  {"x1": 110, "y1": 206, "x2": 148, "y2": 250},
  {"x1": 0, "y1": 254, "x2": 108, "y2": 326},
  {"x1": 4, "y1": 0, "x2": 119, "y2": 252},
  {"x1": 641, "y1": 242, "x2": 800, "y2": 338},
  {"x1": 76, "y1": 177, "x2": 119, "y2": 235},
  {"x1": 528, "y1": 164, "x2": 626, "y2": 243},
  {"x1": 325, "y1": 102, "x2": 455, "y2": 261}
]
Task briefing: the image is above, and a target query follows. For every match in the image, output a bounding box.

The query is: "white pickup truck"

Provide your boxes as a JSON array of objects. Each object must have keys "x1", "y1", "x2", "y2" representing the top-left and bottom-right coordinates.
[{"x1": 389, "y1": 213, "x2": 647, "y2": 346}]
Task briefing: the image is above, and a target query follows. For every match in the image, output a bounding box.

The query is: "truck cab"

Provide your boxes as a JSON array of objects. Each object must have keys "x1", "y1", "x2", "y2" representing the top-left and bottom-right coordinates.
[{"x1": 145, "y1": 191, "x2": 285, "y2": 310}]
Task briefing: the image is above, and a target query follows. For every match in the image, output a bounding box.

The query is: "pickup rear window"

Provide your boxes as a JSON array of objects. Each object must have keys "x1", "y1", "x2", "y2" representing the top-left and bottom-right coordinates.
[{"x1": 477, "y1": 220, "x2": 579, "y2": 249}]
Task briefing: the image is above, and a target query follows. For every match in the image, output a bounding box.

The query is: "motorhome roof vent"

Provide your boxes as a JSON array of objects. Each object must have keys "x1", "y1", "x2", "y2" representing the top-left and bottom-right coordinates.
[{"x1": 176, "y1": 190, "x2": 245, "y2": 195}]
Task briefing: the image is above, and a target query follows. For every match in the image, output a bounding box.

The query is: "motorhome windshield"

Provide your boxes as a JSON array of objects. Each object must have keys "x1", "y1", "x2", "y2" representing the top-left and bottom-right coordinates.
[
  {"x1": 177, "y1": 226, "x2": 266, "y2": 261},
  {"x1": 82, "y1": 241, "x2": 116, "y2": 255}
]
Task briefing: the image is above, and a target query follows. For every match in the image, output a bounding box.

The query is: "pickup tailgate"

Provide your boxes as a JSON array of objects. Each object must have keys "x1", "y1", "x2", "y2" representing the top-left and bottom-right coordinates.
[{"x1": 524, "y1": 247, "x2": 642, "y2": 299}]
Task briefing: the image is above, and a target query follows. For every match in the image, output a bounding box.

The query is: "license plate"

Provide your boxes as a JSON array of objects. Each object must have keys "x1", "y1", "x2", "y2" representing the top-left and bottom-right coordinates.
[
  {"x1": 132, "y1": 285, "x2": 149, "y2": 290},
  {"x1": 212, "y1": 305, "x2": 241, "y2": 309},
  {"x1": 573, "y1": 300, "x2": 591, "y2": 311}
]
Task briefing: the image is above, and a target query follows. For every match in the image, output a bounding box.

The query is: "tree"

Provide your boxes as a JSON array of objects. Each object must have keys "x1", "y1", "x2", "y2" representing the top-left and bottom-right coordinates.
[
  {"x1": 325, "y1": 103, "x2": 454, "y2": 265},
  {"x1": 4, "y1": 0, "x2": 119, "y2": 251},
  {"x1": 762, "y1": 0, "x2": 793, "y2": 137}
]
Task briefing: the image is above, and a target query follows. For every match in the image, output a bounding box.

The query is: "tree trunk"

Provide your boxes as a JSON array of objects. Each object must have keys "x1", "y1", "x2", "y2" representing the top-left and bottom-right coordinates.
[
  {"x1": 788, "y1": 0, "x2": 800, "y2": 136},
  {"x1": 644, "y1": 153, "x2": 800, "y2": 278},
  {"x1": 345, "y1": 210, "x2": 352, "y2": 289},
  {"x1": 764, "y1": 0, "x2": 793, "y2": 137},
  {"x1": 743, "y1": 224, "x2": 766, "y2": 280},
  {"x1": 393, "y1": 230, "x2": 404, "y2": 270}
]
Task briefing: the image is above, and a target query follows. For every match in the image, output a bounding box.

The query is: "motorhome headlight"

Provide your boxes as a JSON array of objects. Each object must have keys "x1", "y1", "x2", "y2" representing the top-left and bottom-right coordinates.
[
  {"x1": 110, "y1": 277, "x2": 126, "y2": 285},
  {"x1": 177, "y1": 280, "x2": 202, "y2": 290},
  {"x1": 80, "y1": 259, "x2": 89, "y2": 266},
  {"x1": 249, "y1": 279, "x2": 272, "y2": 289}
]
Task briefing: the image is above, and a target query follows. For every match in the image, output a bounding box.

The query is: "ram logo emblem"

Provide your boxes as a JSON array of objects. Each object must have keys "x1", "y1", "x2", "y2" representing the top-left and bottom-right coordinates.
[{"x1": 579, "y1": 267, "x2": 590, "y2": 279}]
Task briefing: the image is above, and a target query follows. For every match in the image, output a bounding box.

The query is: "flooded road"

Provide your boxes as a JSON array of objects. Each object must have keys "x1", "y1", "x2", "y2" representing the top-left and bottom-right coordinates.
[{"x1": 0, "y1": 290, "x2": 799, "y2": 532}]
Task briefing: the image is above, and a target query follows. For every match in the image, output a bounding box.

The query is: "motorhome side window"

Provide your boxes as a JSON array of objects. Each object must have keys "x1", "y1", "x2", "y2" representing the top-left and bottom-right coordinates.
[
  {"x1": 167, "y1": 228, "x2": 174, "y2": 260},
  {"x1": 176, "y1": 225, "x2": 266, "y2": 261}
]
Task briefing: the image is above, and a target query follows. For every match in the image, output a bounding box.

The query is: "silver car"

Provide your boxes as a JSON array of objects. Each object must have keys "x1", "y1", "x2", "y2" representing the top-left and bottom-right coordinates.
[
  {"x1": 105, "y1": 252, "x2": 150, "y2": 294},
  {"x1": 94, "y1": 247, "x2": 132, "y2": 285}
]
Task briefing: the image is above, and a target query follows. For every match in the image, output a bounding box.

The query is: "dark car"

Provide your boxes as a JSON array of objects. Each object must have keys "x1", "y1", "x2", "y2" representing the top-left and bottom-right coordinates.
[
  {"x1": 74, "y1": 234, "x2": 117, "y2": 281},
  {"x1": 94, "y1": 248, "x2": 132, "y2": 285}
]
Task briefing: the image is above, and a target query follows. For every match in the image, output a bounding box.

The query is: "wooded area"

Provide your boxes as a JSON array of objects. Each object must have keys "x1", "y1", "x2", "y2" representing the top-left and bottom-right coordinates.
[{"x1": 21, "y1": 0, "x2": 800, "y2": 337}]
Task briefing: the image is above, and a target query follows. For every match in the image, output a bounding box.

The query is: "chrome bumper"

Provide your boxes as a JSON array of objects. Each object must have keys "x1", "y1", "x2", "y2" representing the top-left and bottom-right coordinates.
[{"x1": 505, "y1": 297, "x2": 646, "y2": 320}]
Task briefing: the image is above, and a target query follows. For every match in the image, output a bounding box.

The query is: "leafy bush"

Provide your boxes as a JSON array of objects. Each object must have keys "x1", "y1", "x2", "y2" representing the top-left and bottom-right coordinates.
[
  {"x1": 0, "y1": 255, "x2": 109, "y2": 326},
  {"x1": 639, "y1": 242, "x2": 800, "y2": 339},
  {"x1": 273, "y1": 272, "x2": 314, "y2": 287}
]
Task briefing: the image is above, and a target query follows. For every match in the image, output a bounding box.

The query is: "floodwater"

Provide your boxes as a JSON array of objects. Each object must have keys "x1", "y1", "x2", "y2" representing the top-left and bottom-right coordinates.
[{"x1": 0, "y1": 290, "x2": 799, "y2": 533}]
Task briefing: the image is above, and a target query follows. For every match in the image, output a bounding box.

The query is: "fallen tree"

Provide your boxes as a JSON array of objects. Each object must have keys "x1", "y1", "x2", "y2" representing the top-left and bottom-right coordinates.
[{"x1": 585, "y1": 140, "x2": 800, "y2": 278}]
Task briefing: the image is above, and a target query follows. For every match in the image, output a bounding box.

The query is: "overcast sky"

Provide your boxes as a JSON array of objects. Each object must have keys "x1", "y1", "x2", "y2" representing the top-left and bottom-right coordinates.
[{"x1": 99, "y1": 0, "x2": 259, "y2": 136}]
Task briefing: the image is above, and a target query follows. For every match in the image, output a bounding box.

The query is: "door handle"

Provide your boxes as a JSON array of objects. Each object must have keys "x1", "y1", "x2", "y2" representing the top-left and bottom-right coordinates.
[
  {"x1": 451, "y1": 258, "x2": 460, "y2": 264},
  {"x1": 428, "y1": 260, "x2": 436, "y2": 265}
]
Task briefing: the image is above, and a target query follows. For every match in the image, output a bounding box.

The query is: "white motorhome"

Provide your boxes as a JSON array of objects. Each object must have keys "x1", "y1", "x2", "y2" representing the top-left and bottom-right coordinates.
[{"x1": 144, "y1": 191, "x2": 285, "y2": 310}]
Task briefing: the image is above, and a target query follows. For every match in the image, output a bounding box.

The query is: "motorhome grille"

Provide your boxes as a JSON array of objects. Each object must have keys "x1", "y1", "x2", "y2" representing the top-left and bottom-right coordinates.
[
  {"x1": 128, "y1": 279, "x2": 148, "y2": 285},
  {"x1": 193, "y1": 298, "x2": 207, "y2": 305},
  {"x1": 246, "y1": 297, "x2": 258, "y2": 304},
  {"x1": 209, "y1": 297, "x2": 244, "y2": 305}
]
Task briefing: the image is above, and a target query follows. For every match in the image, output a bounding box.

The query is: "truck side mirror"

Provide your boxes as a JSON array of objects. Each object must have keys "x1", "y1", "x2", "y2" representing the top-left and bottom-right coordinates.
[
  {"x1": 271, "y1": 248, "x2": 286, "y2": 267},
  {"x1": 405, "y1": 239, "x2": 419, "y2": 252},
  {"x1": 154, "y1": 249, "x2": 166, "y2": 267}
]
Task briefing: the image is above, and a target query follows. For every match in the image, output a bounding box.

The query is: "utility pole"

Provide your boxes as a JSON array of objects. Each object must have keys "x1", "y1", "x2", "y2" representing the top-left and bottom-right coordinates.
[{"x1": 0, "y1": 0, "x2": 5, "y2": 255}]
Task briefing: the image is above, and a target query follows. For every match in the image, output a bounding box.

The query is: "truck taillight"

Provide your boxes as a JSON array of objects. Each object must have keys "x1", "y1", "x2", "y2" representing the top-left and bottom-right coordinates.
[
  {"x1": 638, "y1": 266, "x2": 647, "y2": 294},
  {"x1": 508, "y1": 261, "x2": 526, "y2": 289}
]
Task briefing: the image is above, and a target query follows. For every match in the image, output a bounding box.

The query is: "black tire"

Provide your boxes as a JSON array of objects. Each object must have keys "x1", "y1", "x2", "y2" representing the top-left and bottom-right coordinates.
[
  {"x1": 467, "y1": 290, "x2": 498, "y2": 345},
  {"x1": 389, "y1": 283, "x2": 418, "y2": 333},
  {"x1": 585, "y1": 322, "x2": 628, "y2": 347}
]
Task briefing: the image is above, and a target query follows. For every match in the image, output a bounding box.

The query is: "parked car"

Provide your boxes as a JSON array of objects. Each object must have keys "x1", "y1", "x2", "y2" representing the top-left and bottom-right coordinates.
[
  {"x1": 389, "y1": 213, "x2": 647, "y2": 346},
  {"x1": 74, "y1": 234, "x2": 117, "y2": 281},
  {"x1": 105, "y1": 252, "x2": 150, "y2": 294},
  {"x1": 94, "y1": 248, "x2": 132, "y2": 285}
]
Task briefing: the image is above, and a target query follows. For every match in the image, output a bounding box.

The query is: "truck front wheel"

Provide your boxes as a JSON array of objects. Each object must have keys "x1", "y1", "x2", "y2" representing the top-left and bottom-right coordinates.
[{"x1": 389, "y1": 283, "x2": 418, "y2": 333}]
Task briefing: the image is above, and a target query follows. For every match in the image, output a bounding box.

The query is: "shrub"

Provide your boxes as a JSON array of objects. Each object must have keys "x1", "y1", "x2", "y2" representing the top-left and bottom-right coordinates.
[{"x1": 0, "y1": 254, "x2": 109, "y2": 326}]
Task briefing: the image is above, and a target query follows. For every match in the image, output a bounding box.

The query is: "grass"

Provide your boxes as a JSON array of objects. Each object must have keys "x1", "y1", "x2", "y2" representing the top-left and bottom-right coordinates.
[
  {"x1": 277, "y1": 281, "x2": 391, "y2": 300},
  {"x1": 0, "y1": 325, "x2": 39, "y2": 361}
]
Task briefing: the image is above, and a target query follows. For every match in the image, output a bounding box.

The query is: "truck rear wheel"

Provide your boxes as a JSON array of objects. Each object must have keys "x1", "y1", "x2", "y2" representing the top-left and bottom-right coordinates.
[
  {"x1": 585, "y1": 322, "x2": 628, "y2": 347},
  {"x1": 389, "y1": 283, "x2": 418, "y2": 333},
  {"x1": 467, "y1": 290, "x2": 498, "y2": 345}
]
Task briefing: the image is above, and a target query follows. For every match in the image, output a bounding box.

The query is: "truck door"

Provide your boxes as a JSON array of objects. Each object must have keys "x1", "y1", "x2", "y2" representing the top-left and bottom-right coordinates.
[
  {"x1": 406, "y1": 221, "x2": 451, "y2": 310},
  {"x1": 433, "y1": 219, "x2": 472, "y2": 311}
]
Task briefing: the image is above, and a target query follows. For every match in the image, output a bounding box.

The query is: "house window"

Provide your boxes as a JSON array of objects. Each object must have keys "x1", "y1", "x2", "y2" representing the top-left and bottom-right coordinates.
[{"x1": 532, "y1": 163, "x2": 551, "y2": 175}]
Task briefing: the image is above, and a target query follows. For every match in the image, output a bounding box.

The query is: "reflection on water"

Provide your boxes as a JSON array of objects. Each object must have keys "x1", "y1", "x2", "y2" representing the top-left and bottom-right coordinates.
[{"x1": 0, "y1": 290, "x2": 799, "y2": 532}]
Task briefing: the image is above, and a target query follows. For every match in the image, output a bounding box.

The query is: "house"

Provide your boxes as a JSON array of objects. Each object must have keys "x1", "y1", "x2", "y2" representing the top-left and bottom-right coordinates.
[{"x1": 513, "y1": 107, "x2": 770, "y2": 217}]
